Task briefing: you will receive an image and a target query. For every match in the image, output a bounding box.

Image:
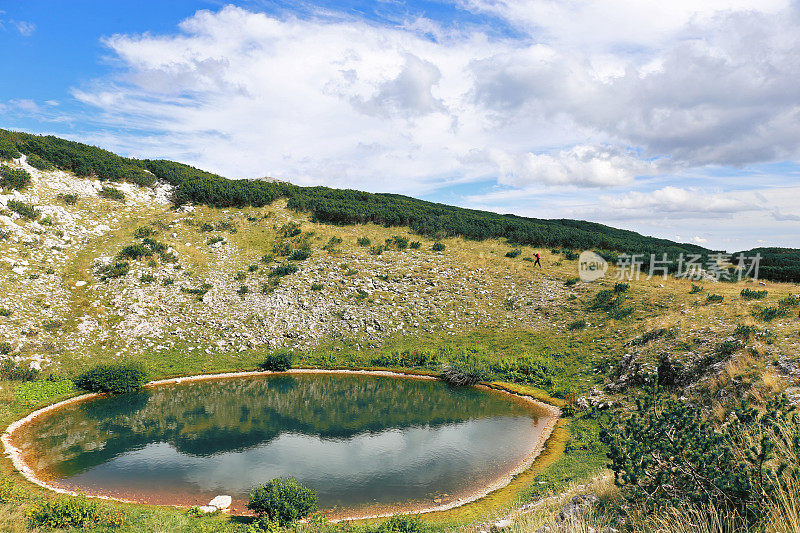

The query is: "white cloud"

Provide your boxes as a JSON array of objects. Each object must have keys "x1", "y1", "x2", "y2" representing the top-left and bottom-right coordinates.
[
  {"x1": 600, "y1": 186, "x2": 753, "y2": 217},
  {"x1": 13, "y1": 2, "x2": 800, "y2": 249},
  {"x1": 66, "y1": 2, "x2": 800, "y2": 194},
  {"x1": 480, "y1": 144, "x2": 655, "y2": 188},
  {"x1": 460, "y1": 0, "x2": 790, "y2": 51},
  {"x1": 14, "y1": 20, "x2": 35, "y2": 36}
]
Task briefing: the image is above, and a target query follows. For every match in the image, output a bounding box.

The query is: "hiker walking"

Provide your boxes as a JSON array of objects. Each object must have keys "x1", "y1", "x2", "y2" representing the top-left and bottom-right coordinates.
[{"x1": 533, "y1": 252, "x2": 542, "y2": 268}]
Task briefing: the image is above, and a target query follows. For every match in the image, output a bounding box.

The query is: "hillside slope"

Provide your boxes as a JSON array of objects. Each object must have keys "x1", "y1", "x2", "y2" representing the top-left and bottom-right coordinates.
[{"x1": 1, "y1": 135, "x2": 800, "y2": 533}]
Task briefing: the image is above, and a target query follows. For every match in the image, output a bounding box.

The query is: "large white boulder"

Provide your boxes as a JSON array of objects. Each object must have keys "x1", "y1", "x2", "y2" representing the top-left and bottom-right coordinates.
[{"x1": 208, "y1": 495, "x2": 232, "y2": 510}]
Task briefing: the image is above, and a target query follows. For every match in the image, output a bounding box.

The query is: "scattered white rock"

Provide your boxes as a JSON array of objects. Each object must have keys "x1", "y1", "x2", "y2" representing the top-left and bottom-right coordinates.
[
  {"x1": 75, "y1": 281, "x2": 87, "y2": 287},
  {"x1": 491, "y1": 519, "x2": 512, "y2": 532},
  {"x1": 208, "y1": 495, "x2": 232, "y2": 510}
]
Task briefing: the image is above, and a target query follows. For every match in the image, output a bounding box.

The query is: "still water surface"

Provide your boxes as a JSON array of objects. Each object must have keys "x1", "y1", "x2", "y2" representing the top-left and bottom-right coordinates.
[{"x1": 15, "y1": 373, "x2": 550, "y2": 515}]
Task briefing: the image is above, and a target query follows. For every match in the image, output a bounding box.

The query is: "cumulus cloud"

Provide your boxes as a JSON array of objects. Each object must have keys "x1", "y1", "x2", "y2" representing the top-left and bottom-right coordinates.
[
  {"x1": 600, "y1": 186, "x2": 753, "y2": 217},
  {"x1": 11, "y1": 1, "x2": 798, "y2": 249},
  {"x1": 483, "y1": 145, "x2": 655, "y2": 188},
  {"x1": 65, "y1": 2, "x2": 800, "y2": 194}
]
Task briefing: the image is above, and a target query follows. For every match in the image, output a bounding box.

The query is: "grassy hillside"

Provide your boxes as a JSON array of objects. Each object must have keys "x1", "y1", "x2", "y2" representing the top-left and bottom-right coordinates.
[
  {"x1": 4, "y1": 128, "x2": 797, "y2": 281},
  {"x1": 0, "y1": 131, "x2": 799, "y2": 532}
]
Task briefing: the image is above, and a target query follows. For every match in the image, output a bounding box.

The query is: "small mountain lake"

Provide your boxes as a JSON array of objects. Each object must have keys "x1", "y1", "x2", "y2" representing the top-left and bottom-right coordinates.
[{"x1": 11, "y1": 372, "x2": 554, "y2": 517}]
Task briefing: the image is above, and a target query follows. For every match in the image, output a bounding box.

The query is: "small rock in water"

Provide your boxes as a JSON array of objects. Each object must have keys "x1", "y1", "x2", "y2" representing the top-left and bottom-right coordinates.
[{"x1": 208, "y1": 495, "x2": 232, "y2": 510}]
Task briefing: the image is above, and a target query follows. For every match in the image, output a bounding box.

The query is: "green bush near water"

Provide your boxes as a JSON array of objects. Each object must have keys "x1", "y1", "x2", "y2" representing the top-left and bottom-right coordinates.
[
  {"x1": 247, "y1": 477, "x2": 318, "y2": 525},
  {"x1": 440, "y1": 354, "x2": 488, "y2": 386},
  {"x1": 74, "y1": 362, "x2": 148, "y2": 394},
  {"x1": 258, "y1": 352, "x2": 293, "y2": 372},
  {"x1": 26, "y1": 495, "x2": 103, "y2": 529},
  {"x1": 379, "y1": 514, "x2": 429, "y2": 533}
]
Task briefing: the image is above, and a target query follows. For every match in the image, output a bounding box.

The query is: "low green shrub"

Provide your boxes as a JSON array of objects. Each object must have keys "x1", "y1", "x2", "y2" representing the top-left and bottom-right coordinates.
[
  {"x1": 0, "y1": 476, "x2": 13, "y2": 503},
  {"x1": 42, "y1": 319, "x2": 63, "y2": 331},
  {"x1": 248, "y1": 264, "x2": 259, "y2": 272},
  {"x1": 734, "y1": 324, "x2": 758, "y2": 341},
  {"x1": 505, "y1": 249, "x2": 521, "y2": 258},
  {"x1": 370, "y1": 245, "x2": 384, "y2": 255},
  {"x1": 26, "y1": 153, "x2": 55, "y2": 171},
  {"x1": 0, "y1": 308, "x2": 11, "y2": 317},
  {"x1": 0, "y1": 341, "x2": 11, "y2": 354},
  {"x1": 258, "y1": 351, "x2": 293, "y2": 371},
  {"x1": 741, "y1": 288, "x2": 767, "y2": 300},
  {"x1": 181, "y1": 283, "x2": 212, "y2": 298},
  {"x1": 7, "y1": 199, "x2": 38, "y2": 219},
  {"x1": 216, "y1": 220, "x2": 237, "y2": 233},
  {"x1": 99, "y1": 186, "x2": 125, "y2": 201},
  {"x1": 322, "y1": 236, "x2": 343, "y2": 251},
  {"x1": 26, "y1": 495, "x2": 103, "y2": 529},
  {"x1": 601, "y1": 389, "x2": 800, "y2": 526},
  {"x1": 278, "y1": 222, "x2": 301, "y2": 238},
  {"x1": 440, "y1": 354, "x2": 488, "y2": 386},
  {"x1": 409, "y1": 241, "x2": 421, "y2": 249},
  {"x1": 269, "y1": 263, "x2": 298, "y2": 277},
  {"x1": 237, "y1": 285, "x2": 250, "y2": 295},
  {"x1": 717, "y1": 339, "x2": 742, "y2": 357},
  {"x1": 564, "y1": 250, "x2": 579, "y2": 260},
  {"x1": 311, "y1": 283, "x2": 323, "y2": 291},
  {"x1": 289, "y1": 249, "x2": 310, "y2": 261},
  {"x1": 98, "y1": 261, "x2": 130, "y2": 280},
  {"x1": 613, "y1": 282, "x2": 629, "y2": 293},
  {"x1": 0, "y1": 138, "x2": 20, "y2": 160},
  {"x1": 261, "y1": 280, "x2": 279, "y2": 294},
  {"x1": 0, "y1": 360, "x2": 39, "y2": 381},
  {"x1": 140, "y1": 274, "x2": 155, "y2": 283},
  {"x1": 689, "y1": 284, "x2": 704, "y2": 294},
  {"x1": 386, "y1": 235, "x2": 409, "y2": 250},
  {"x1": 706, "y1": 294, "x2": 724, "y2": 303},
  {"x1": 379, "y1": 514, "x2": 429, "y2": 533},
  {"x1": 246, "y1": 516, "x2": 282, "y2": 533},
  {"x1": 134, "y1": 226, "x2": 157, "y2": 238},
  {"x1": 357, "y1": 236, "x2": 371, "y2": 247},
  {"x1": 778, "y1": 295, "x2": 800, "y2": 308},
  {"x1": 14, "y1": 379, "x2": 75, "y2": 407},
  {"x1": 118, "y1": 239, "x2": 167, "y2": 260},
  {"x1": 1, "y1": 166, "x2": 32, "y2": 189},
  {"x1": 247, "y1": 477, "x2": 318, "y2": 525},
  {"x1": 74, "y1": 362, "x2": 148, "y2": 394},
  {"x1": 754, "y1": 306, "x2": 788, "y2": 321},
  {"x1": 432, "y1": 242, "x2": 445, "y2": 251},
  {"x1": 235, "y1": 271, "x2": 247, "y2": 281},
  {"x1": 565, "y1": 277, "x2": 579, "y2": 286},
  {"x1": 207, "y1": 236, "x2": 225, "y2": 246},
  {"x1": 567, "y1": 318, "x2": 587, "y2": 331},
  {"x1": 57, "y1": 193, "x2": 78, "y2": 205},
  {"x1": 162, "y1": 277, "x2": 174, "y2": 286}
]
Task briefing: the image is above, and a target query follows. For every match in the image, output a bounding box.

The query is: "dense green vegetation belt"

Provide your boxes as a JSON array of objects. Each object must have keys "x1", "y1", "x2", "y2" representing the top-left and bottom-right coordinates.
[{"x1": 1, "y1": 129, "x2": 797, "y2": 281}]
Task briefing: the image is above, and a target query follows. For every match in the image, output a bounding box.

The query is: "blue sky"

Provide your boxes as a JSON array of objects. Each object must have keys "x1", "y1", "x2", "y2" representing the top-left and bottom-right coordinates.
[{"x1": 2, "y1": 0, "x2": 800, "y2": 251}]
